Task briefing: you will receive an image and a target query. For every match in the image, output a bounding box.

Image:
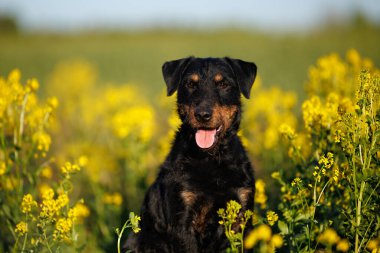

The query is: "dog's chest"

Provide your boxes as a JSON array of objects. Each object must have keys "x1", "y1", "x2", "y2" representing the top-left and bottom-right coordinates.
[{"x1": 178, "y1": 164, "x2": 253, "y2": 235}]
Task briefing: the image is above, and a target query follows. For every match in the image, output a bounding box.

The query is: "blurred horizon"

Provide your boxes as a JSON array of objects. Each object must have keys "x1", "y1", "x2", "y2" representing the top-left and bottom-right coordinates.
[{"x1": 0, "y1": 0, "x2": 380, "y2": 33}]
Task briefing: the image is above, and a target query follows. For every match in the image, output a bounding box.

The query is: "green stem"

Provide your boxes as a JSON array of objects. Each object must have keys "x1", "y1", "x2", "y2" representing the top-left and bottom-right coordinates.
[
  {"x1": 117, "y1": 220, "x2": 131, "y2": 253},
  {"x1": 352, "y1": 146, "x2": 359, "y2": 253},
  {"x1": 358, "y1": 218, "x2": 374, "y2": 252},
  {"x1": 21, "y1": 233, "x2": 28, "y2": 252},
  {"x1": 240, "y1": 224, "x2": 245, "y2": 253},
  {"x1": 43, "y1": 230, "x2": 54, "y2": 253},
  {"x1": 364, "y1": 180, "x2": 380, "y2": 207},
  {"x1": 355, "y1": 181, "x2": 366, "y2": 253}
]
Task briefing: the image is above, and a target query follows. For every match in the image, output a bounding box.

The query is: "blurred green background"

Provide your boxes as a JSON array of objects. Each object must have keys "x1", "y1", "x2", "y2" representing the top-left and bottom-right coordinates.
[{"x1": 0, "y1": 15, "x2": 379, "y2": 101}]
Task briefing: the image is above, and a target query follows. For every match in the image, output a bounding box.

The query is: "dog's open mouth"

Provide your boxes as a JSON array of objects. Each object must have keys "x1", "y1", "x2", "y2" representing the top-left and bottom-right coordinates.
[{"x1": 195, "y1": 125, "x2": 222, "y2": 149}]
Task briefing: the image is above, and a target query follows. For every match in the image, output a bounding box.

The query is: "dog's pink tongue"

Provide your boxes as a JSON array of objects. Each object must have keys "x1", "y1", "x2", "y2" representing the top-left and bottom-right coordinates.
[{"x1": 195, "y1": 129, "x2": 217, "y2": 149}]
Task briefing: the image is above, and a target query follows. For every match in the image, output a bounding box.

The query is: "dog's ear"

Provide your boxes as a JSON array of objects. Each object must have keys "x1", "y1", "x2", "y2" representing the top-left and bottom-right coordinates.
[
  {"x1": 162, "y1": 57, "x2": 193, "y2": 96},
  {"x1": 224, "y1": 57, "x2": 257, "y2": 99}
]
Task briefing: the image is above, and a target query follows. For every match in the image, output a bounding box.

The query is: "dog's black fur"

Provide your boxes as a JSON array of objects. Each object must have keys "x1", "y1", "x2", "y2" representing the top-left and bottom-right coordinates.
[{"x1": 126, "y1": 57, "x2": 257, "y2": 252}]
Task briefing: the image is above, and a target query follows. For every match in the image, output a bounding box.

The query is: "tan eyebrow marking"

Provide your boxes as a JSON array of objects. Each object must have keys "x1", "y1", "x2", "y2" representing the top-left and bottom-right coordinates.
[
  {"x1": 214, "y1": 73, "x2": 223, "y2": 82},
  {"x1": 190, "y1": 73, "x2": 200, "y2": 82}
]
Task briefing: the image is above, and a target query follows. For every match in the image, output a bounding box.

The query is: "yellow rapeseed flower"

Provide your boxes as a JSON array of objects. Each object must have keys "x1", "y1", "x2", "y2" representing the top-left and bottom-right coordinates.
[
  {"x1": 336, "y1": 239, "x2": 350, "y2": 252},
  {"x1": 291, "y1": 177, "x2": 302, "y2": 187},
  {"x1": 266, "y1": 211, "x2": 279, "y2": 226},
  {"x1": 318, "y1": 228, "x2": 340, "y2": 245},
  {"x1": 111, "y1": 105, "x2": 155, "y2": 143},
  {"x1": 56, "y1": 192, "x2": 69, "y2": 209},
  {"x1": 26, "y1": 78, "x2": 39, "y2": 92},
  {"x1": 53, "y1": 218, "x2": 73, "y2": 241},
  {"x1": 39, "y1": 188, "x2": 57, "y2": 219},
  {"x1": 367, "y1": 239, "x2": 379, "y2": 251},
  {"x1": 103, "y1": 192, "x2": 123, "y2": 206},
  {"x1": 47, "y1": 96, "x2": 59, "y2": 109},
  {"x1": 244, "y1": 229, "x2": 258, "y2": 249},
  {"x1": 21, "y1": 194, "x2": 37, "y2": 213},
  {"x1": 78, "y1": 155, "x2": 89, "y2": 167},
  {"x1": 32, "y1": 131, "x2": 51, "y2": 155},
  {"x1": 0, "y1": 162, "x2": 6, "y2": 176},
  {"x1": 15, "y1": 221, "x2": 28, "y2": 236},
  {"x1": 255, "y1": 179, "x2": 267, "y2": 209},
  {"x1": 245, "y1": 224, "x2": 273, "y2": 249},
  {"x1": 129, "y1": 212, "x2": 141, "y2": 233},
  {"x1": 71, "y1": 202, "x2": 90, "y2": 223},
  {"x1": 8, "y1": 69, "x2": 21, "y2": 84},
  {"x1": 256, "y1": 224, "x2": 272, "y2": 241},
  {"x1": 40, "y1": 166, "x2": 53, "y2": 179},
  {"x1": 271, "y1": 234, "x2": 283, "y2": 248},
  {"x1": 279, "y1": 123, "x2": 296, "y2": 139},
  {"x1": 61, "y1": 162, "x2": 80, "y2": 175}
]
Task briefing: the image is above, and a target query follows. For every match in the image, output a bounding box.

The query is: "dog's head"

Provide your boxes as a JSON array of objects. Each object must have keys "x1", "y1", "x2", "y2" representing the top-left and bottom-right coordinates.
[{"x1": 162, "y1": 57, "x2": 257, "y2": 150}]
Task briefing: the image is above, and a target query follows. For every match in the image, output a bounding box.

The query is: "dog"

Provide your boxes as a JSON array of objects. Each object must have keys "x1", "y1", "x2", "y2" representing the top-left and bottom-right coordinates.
[{"x1": 126, "y1": 57, "x2": 257, "y2": 252}]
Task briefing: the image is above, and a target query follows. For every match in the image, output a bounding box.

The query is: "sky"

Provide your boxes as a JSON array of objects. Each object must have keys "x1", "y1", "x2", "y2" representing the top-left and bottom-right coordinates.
[{"x1": 0, "y1": 0, "x2": 379, "y2": 32}]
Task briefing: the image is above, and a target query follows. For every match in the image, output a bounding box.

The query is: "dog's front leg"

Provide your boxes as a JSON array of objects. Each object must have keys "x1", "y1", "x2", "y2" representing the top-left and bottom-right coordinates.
[{"x1": 127, "y1": 180, "x2": 198, "y2": 253}]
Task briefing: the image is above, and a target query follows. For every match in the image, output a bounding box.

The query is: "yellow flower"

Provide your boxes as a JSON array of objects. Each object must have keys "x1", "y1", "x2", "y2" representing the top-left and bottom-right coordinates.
[
  {"x1": 21, "y1": 194, "x2": 37, "y2": 213},
  {"x1": 47, "y1": 96, "x2": 59, "y2": 109},
  {"x1": 61, "y1": 162, "x2": 80, "y2": 175},
  {"x1": 78, "y1": 155, "x2": 89, "y2": 167},
  {"x1": 129, "y1": 212, "x2": 141, "y2": 233},
  {"x1": 32, "y1": 131, "x2": 51, "y2": 154},
  {"x1": 53, "y1": 218, "x2": 73, "y2": 241},
  {"x1": 40, "y1": 166, "x2": 53, "y2": 179},
  {"x1": 337, "y1": 239, "x2": 350, "y2": 252},
  {"x1": 291, "y1": 177, "x2": 302, "y2": 187},
  {"x1": 244, "y1": 229, "x2": 258, "y2": 249},
  {"x1": 245, "y1": 224, "x2": 273, "y2": 249},
  {"x1": 255, "y1": 179, "x2": 267, "y2": 209},
  {"x1": 15, "y1": 221, "x2": 28, "y2": 236},
  {"x1": 56, "y1": 192, "x2": 69, "y2": 209},
  {"x1": 8, "y1": 69, "x2": 21, "y2": 84},
  {"x1": 111, "y1": 105, "x2": 155, "y2": 143},
  {"x1": 266, "y1": 211, "x2": 279, "y2": 226},
  {"x1": 367, "y1": 239, "x2": 379, "y2": 251},
  {"x1": 0, "y1": 162, "x2": 6, "y2": 176},
  {"x1": 39, "y1": 188, "x2": 57, "y2": 219},
  {"x1": 271, "y1": 234, "x2": 283, "y2": 248},
  {"x1": 256, "y1": 224, "x2": 272, "y2": 241},
  {"x1": 279, "y1": 123, "x2": 296, "y2": 139},
  {"x1": 26, "y1": 78, "x2": 39, "y2": 92},
  {"x1": 318, "y1": 228, "x2": 340, "y2": 245},
  {"x1": 346, "y1": 48, "x2": 361, "y2": 67},
  {"x1": 73, "y1": 202, "x2": 90, "y2": 221},
  {"x1": 103, "y1": 192, "x2": 123, "y2": 206}
]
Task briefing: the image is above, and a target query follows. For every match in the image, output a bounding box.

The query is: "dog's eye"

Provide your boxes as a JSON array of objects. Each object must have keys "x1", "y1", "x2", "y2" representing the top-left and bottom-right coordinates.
[{"x1": 186, "y1": 81, "x2": 197, "y2": 89}]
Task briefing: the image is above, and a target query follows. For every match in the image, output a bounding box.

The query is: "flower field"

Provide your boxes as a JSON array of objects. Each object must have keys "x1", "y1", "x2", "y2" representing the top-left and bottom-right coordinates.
[{"x1": 0, "y1": 48, "x2": 379, "y2": 253}]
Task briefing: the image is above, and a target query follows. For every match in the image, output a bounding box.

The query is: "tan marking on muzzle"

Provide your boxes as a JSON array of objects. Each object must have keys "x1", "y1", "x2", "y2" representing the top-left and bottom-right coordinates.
[
  {"x1": 179, "y1": 103, "x2": 238, "y2": 131},
  {"x1": 214, "y1": 104, "x2": 238, "y2": 132}
]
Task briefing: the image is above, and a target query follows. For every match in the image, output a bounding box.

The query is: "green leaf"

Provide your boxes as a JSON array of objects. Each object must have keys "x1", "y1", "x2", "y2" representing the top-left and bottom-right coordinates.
[{"x1": 278, "y1": 220, "x2": 289, "y2": 235}]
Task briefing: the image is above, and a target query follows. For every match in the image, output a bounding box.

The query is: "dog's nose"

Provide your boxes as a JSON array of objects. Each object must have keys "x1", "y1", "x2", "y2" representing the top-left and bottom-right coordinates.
[{"x1": 195, "y1": 109, "x2": 212, "y2": 122}]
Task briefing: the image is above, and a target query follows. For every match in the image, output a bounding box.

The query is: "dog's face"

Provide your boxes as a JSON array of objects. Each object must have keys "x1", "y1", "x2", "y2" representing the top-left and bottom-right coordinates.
[{"x1": 162, "y1": 57, "x2": 257, "y2": 150}]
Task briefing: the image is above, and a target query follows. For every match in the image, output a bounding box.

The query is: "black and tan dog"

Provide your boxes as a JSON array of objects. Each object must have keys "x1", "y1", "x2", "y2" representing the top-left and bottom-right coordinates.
[{"x1": 126, "y1": 57, "x2": 257, "y2": 252}]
